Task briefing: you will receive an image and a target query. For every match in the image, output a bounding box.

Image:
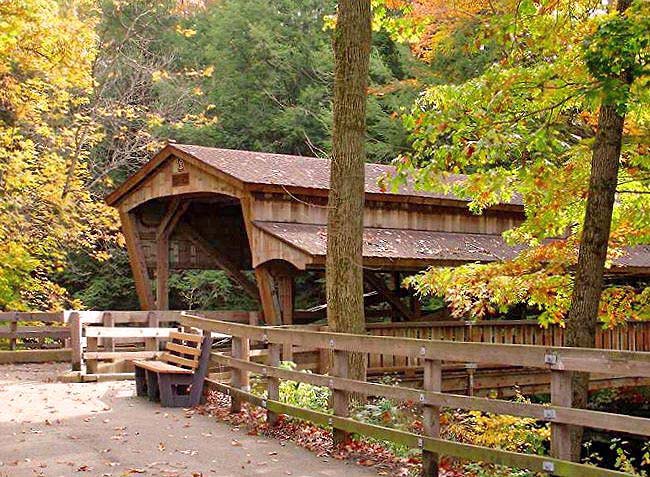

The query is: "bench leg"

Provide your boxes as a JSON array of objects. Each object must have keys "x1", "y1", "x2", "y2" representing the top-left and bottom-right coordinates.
[
  {"x1": 158, "y1": 374, "x2": 194, "y2": 407},
  {"x1": 146, "y1": 370, "x2": 160, "y2": 402},
  {"x1": 135, "y1": 367, "x2": 147, "y2": 397},
  {"x1": 159, "y1": 374, "x2": 176, "y2": 407}
]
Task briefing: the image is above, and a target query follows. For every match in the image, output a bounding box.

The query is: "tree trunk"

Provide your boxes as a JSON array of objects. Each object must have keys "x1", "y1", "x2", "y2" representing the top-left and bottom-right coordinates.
[
  {"x1": 326, "y1": 0, "x2": 372, "y2": 384},
  {"x1": 563, "y1": 0, "x2": 632, "y2": 461}
]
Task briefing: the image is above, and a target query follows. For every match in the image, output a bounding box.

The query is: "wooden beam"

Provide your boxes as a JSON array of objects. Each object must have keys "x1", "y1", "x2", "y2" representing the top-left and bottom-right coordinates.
[
  {"x1": 156, "y1": 198, "x2": 180, "y2": 238},
  {"x1": 277, "y1": 274, "x2": 294, "y2": 326},
  {"x1": 155, "y1": 200, "x2": 189, "y2": 310},
  {"x1": 156, "y1": 238, "x2": 169, "y2": 310},
  {"x1": 176, "y1": 221, "x2": 259, "y2": 301},
  {"x1": 119, "y1": 209, "x2": 155, "y2": 310},
  {"x1": 255, "y1": 266, "x2": 281, "y2": 325},
  {"x1": 156, "y1": 199, "x2": 190, "y2": 240},
  {"x1": 277, "y1": 273, "x2": 294, "y2": 360},
  {"x1": 363, "y1": 272, "x2": 412, "y2": 321}
]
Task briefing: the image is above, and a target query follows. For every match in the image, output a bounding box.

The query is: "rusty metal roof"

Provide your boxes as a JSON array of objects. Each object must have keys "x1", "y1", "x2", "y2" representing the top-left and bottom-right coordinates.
[
  {"x1": 254, "y1": 221, "x2": 650, "y2": 270},
  {"x1": 172, "y1": 144, "x2": 522, "y2": 206}
]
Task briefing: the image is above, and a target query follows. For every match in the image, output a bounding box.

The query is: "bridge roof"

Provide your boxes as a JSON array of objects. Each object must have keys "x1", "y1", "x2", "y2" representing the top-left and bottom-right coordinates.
[
  {"x1": 254, "y1": 221, "x2": 650, "y2": 273},
  {"x1": 105, "y1": 143, "x2": 523, "y2": 209}
]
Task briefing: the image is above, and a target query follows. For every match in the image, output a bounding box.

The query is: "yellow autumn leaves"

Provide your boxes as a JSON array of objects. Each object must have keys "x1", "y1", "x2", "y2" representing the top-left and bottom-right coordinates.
[{"x1": 0, "y1": 0, "x2": 119, "y2": 309}]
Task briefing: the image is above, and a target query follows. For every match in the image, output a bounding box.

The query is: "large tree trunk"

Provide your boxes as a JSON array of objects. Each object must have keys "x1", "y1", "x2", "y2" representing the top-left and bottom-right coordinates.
[
  {"x1": 326, "y1": 0, "x2": 372, "y2": 384},
  {"x1": 563, "y1": 0, "x2": 632, "y2": 461}
]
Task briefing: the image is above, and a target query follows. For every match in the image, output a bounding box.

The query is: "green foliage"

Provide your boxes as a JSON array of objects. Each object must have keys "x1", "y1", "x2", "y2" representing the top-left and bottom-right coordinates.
[
  {"x1": 584, "y1": 438, "x2": 649, "y2": 476},
  {"x1": 461, "y1": 462, "x2": 537, "y2": 477},
  {"x1": 0, "y1": 0, "x2": 120, "y2": 311},
  {"x1": 390, "y1": 0, "x2": 650, "y2": 326},
  {"x1": 0, "y1": 244, "x2": 38, "y2": 310},
  {"x1": 56, "y1": 249, "x2": 139, "y2": 311},
  {"x1": 165, "y1": 0, "x2": 420, "y2": 163},
  {"x1": 583, "y1": 3, "x2": 650, "y2": 81},
  {"x1": 168, "y1": 270, "x2": 257, "y2": 311},
  {"x1": 277, "y1": 362, "x2": 331, "y2": 412},
  {"x1": 444, "y1": 409, "x2": 549, "y2": 456},
  {"x1": 53, "y1": 0, "x2": 427, "y2": 310}
]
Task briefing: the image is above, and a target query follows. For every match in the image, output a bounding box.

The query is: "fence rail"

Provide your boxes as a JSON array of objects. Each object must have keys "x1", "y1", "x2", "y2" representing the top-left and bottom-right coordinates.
[
  {"x1": 181, "y1": 313, "x2": 650, "y2": 477},
  {"x1": 364, "y1": 319, "x2": 650, "y2": 371},
  {"x1": 0, "y1": 312, "x2": 70, "y2": 363},
  {"x1": 68, "y1": 310, "x2": 260, "y2": 379}
]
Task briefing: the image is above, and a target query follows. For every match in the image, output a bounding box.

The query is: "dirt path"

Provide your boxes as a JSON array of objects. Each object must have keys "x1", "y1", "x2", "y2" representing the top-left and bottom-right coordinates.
[{"x1": 0, "y1": 363, "x2": 377, "y2": 477}]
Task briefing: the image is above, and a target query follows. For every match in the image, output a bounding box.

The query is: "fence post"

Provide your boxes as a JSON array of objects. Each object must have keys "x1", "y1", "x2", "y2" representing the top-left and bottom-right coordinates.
[
  {"x1": 86, "y1": 336, "x2": 98, "y2": 374},
  {"x1": 103, "y1": 312, "x2": 115, "y2": 352},
  {"x1": 282, "y1": 342, "x2": 294, "y2": 363},
  {"x1": 423, "y1": 358, "x2": 442, "y2": 477},
  {"x1": 332, "y1": 349, "x2": 350, "y2": 446},
  {"x1": 146, "y1": 311, "x2": 159, "y2": 352},
  {"x1": 70, "y1": 312, "x2": 82, "y2": 371},
  {"x1": 9, "y1": 311, "x2": 20, "y2": 350},
  {"x1": 550, "y1": 370, "x2": 573, "y2": 461},
  {"x1": 230, "y1": 335, "x2": 250, "y2": 413},
  {"x1": 267, "y1": 343, "x2": 281, "y2": 424},
  {"x1": 466, "y1": 363, "x2": 477, "y2": 396}
]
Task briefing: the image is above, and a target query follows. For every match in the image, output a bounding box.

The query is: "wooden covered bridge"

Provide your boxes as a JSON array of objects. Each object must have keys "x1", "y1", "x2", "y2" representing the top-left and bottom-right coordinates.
[{"x1": 106, "y1": 143, "x2": 650, "y2": 327}]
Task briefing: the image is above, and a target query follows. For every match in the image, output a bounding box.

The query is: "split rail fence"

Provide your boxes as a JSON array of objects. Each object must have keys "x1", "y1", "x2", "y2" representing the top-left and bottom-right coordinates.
[{"x1": 181, "y1": 313, "x2": 650, "y2": 477}]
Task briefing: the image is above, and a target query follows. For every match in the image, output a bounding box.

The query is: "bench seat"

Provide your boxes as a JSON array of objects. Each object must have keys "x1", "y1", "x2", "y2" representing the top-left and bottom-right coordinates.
[{"x1": 132, "y1": 359, "x2": 193, "y2": 374}]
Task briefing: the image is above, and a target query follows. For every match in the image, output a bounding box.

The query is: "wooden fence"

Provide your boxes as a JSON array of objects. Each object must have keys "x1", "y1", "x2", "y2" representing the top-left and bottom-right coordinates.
[
  {"x1": 181, "y1": 312, "x2": 650, "y2": 477},
  {"x1": 68, "y1": 310, "x2": 260, "y2": 381},
  {"x1": 362, "y1": 319, "x2": 650, "y2": 396},
  {"x1": 0, "y1": 312, "x2": 71, "y2": 364},
  {"x1": 366, "y1": 319, "x2": 650, "y2": 352},
  {"x1": 0, "y1": 310, "x2": 259, "y2": 369}
]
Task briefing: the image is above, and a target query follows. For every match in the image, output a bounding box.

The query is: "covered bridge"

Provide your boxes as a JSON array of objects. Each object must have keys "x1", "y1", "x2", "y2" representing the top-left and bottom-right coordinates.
[{"x1": 106, "y1": 143, "x2": 650, "y2": 326}]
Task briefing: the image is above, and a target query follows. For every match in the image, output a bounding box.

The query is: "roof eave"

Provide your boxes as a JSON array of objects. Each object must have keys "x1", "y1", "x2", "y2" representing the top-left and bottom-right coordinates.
[
  {"x1": 105, "y1": 144, "x2": 176, "y2": 207},
  {"x1": 105, "y1": 143, "x2": 246, "y2": 208}
]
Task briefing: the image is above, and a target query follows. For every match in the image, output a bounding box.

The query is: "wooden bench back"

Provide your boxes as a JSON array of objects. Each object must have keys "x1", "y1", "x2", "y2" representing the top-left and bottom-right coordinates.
[{"x1": 161, "y1": 331, "x2": 203, "y2": 370}]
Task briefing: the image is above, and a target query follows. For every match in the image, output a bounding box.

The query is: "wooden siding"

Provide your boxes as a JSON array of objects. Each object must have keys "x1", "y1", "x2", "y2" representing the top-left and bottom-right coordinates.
[
  {"x1": 120, "y1": 155, "x2": 243, "y2": 213},
  {"x1": 248, "y1": 192, "x2": 523, "y2": 234}
]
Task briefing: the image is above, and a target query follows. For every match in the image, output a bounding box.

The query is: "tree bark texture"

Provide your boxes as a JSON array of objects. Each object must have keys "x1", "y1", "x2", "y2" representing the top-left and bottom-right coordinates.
[
  {"x1": 564, "y1": 0, "x2": 632, "y2": 461},
  {"x1": 326, "y1": 0, "x2": 372, "y2": 384}
]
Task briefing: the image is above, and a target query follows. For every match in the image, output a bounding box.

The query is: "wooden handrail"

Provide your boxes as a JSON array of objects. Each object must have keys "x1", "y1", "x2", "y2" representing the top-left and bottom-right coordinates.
[
  {"x1": 183, "y1": 313, "x2": 648, "y2": 477},
  {"x1": 181, "y1": 314, "x2": 650, "y2": 376},
  {"x1": 206, "y1": 380, "x2": 629, "y2": 477},
  {"x1": 211, "y1": 352, "x2": 650, "y2": 436}
]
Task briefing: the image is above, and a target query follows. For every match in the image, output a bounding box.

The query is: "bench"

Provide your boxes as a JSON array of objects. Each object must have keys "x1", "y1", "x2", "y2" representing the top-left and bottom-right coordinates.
[{"x1": 133, "y1": 330, "x2": 212, "y2": 407}]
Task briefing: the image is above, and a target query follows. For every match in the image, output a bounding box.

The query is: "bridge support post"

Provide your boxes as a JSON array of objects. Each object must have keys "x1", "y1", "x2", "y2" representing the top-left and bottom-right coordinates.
[{"x1": 422, "y1": 358, "x2": 442, "y2": 477}]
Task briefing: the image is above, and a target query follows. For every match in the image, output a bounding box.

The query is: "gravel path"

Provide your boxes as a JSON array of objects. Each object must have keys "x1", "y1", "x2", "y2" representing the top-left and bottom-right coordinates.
[{"x1": 0, "y1": 363, "x2": 377, "y2": 477}]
